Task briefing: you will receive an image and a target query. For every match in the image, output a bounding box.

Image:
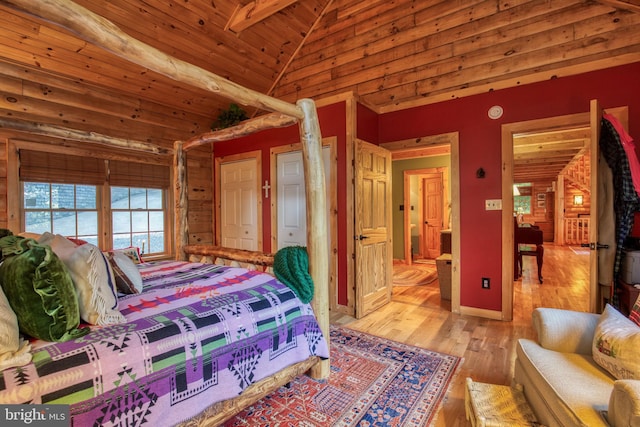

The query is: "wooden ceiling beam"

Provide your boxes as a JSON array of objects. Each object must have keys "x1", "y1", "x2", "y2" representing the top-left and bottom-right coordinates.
[
  {"x1": 598, "y1": 0, "x2": 640, "y2": 13},
  {"x1": 0, "y1": 117, "x2": 169, "y2": 155},
  {"x1": 226, "y1": 0, "x2": 299, "y2": 33}
]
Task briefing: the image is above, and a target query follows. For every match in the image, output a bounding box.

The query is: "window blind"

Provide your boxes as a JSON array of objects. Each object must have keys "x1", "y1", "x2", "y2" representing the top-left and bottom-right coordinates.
[
  {"x1": 19, "y1": 150, "x2": 170, "y2": 189},
  {"x1": 109, "y1": 160, "x2": 170, "y2": 189},
  {"x1": 19, "y1": 150, "x2": 106, "y2": 185}
]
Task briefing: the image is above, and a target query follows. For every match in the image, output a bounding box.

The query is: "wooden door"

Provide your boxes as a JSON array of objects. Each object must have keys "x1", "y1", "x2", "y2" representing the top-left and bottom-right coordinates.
[
  {"x1": 276, "y1": 151, "x2": 307, "y2": 248},
  {"x1": 422, "y1": 174, "x2": 443, "y2": 259},
  {"x1": 589, "y1": 99, "x2": 601, "y2": 313},
  {"x1": 275, "y1": 147, "x2": 332, "y2": 250},
  {"x1": 591, "y1": 101, "x2": 629, "y2": 313},
  {"x1": 355, "y1": 140, "x2": 392, "y2": 319},
  {"x1": 220, "y1": 158, "x2": 259, "y2": 250}
]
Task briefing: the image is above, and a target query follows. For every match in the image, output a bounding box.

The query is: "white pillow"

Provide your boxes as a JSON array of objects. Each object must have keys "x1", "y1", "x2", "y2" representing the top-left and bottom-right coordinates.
[
  {"x1": 0, "y1": 286, "x2": 32, "y2": 370},
  {"x1": 593, "y1": 304, "x2": 640, "y2": 380},
  {"x1": 39, "y1": 233, "x2": 125, "y2": 326},
  {"x1": 105, "y1": 251, "x2": 143, "y2": 294}
]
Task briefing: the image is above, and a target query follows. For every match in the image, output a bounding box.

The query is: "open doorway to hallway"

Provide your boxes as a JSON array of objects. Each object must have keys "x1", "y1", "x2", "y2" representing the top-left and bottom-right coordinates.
[
  {"x1": 379, "y1": 131, "x2": 461, "y2": 314},
  {"x1": 403, "y1": 168, "x2": 450, "y2": 263}
]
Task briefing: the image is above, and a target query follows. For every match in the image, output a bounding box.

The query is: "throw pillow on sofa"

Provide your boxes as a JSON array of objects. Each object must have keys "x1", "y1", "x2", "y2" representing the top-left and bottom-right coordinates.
[
  {"x1": 593, "y1": 304, "x2": 640, "y2": 380},
  {"x1": 0, "y1": 235, "x2": 89, "y2": 342}
]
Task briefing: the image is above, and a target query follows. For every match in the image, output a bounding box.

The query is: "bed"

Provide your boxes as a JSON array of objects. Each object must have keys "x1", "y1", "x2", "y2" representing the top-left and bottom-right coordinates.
[
  {"x1": 0, "y1": 0, "x2": 331, "y2": 425},
  {"x1": 0, "y1": 248, "x2": 328, "y2": 426}
]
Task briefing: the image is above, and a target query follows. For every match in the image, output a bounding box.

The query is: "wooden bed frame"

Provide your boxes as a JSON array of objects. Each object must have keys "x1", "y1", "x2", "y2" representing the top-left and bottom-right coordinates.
[{"x1": 1, "y1": 0, "x2": 331, "y2": 424}]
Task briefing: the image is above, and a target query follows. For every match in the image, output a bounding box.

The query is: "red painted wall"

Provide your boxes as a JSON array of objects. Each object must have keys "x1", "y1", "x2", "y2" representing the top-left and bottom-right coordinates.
[
  {"x1": 379, "y1": 61, "x2": 640, "y2": 311},
  {"x1": 213, "y1": 102, "x2": 350, "y2": 304},
  {"x1": 357, "y1": 103, "x2": 379, "y2": 143}
]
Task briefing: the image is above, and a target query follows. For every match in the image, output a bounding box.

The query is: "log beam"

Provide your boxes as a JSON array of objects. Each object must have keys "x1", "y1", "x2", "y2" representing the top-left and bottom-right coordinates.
[
  {"x1": 183, "y1": 245, "x2": 275, "y2": 266},
  {"x1": 598, "y1": 0, "x2": 640, "y2": 13},
  {"x1": 0, "y1": 117, "x2": 169, "y2": 155},
  {"x1": 226, "y1": 0, "x2": 299, "y2": 33},
  {"x1": 183, "y1": 112, "x2": 298, "y2": 151},
  {"x1": 0, "y1": 0, "x2": 304, "y2": 120}
]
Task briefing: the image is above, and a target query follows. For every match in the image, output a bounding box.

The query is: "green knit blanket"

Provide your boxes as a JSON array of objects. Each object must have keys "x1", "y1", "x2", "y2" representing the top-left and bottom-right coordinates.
[{"x1": 273, "y1": 246, "x2": 314, "y2": 304}]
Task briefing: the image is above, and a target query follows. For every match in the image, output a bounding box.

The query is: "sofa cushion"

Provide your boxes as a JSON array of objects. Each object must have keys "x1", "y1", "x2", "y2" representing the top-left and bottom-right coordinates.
[
  {"x1": 533, "y1": 307, "x2": 599, "y2": 355},
  {"x1": 593, "y1": 304, "x2": 640, "y2": 380},
  {"x1": 516, "y1": 338, "x2": 613, "y2": 427}
]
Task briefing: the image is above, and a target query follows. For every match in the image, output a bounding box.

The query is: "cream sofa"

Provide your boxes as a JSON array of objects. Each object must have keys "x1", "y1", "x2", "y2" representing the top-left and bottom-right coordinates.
[{"x1": 514, "y1": 307, "x2": 640, "y2": 427}]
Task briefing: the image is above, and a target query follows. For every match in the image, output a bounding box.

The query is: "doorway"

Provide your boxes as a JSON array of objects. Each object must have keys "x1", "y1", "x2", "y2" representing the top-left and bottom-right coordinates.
[
  {"x1": 402, "y1": 167, "x2": 450, "y2": 264},
  {"x1": 381, "y1": 131, "x2": 460, "y2": 313}
]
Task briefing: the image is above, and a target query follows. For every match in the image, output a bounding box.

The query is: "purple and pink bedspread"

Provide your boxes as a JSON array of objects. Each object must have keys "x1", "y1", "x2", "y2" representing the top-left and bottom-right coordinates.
[{"x1": 0, "y1": 260, "x2": 329, "y2": 426}]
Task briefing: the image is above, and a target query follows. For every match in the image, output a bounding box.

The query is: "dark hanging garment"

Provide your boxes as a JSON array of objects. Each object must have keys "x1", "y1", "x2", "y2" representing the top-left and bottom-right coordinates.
[{"x1": 599, "y1": 116, "x2": 640, "y2": 307}]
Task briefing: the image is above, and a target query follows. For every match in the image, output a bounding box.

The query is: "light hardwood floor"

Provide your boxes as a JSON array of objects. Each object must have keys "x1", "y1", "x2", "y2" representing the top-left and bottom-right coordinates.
[{"x1": 330, "y1": 243, "x2": 590, "y2": 426}]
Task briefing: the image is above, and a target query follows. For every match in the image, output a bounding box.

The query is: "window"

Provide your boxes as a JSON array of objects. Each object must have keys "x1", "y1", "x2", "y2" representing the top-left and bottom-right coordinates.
[
  {"x1": 19, "y1": 149, "x2": 171, "y2": 257},
  {"x1": 514, "y1": 183, "x2": 532, "y2": 215},
  {"x1": 111, "y1": 187, "x2": 165, "y2": 254},
  {"x1": 23, "y1": 182, "x2": 99, "y2": 245}
]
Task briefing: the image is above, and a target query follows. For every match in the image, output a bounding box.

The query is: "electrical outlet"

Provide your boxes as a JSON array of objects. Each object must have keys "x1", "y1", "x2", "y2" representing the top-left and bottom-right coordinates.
[
  {"x1": 485, "y1": 199, "x2": 502, "y2": 210},
  {"x1": 482, "y1": 277, "x2": 490, "y2": 289}
]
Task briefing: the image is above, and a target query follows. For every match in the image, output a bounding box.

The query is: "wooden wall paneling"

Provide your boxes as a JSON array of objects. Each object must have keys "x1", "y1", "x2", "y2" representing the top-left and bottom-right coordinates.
[
  {"x1": 187, "y1": 210, "x2": 213, "y2": 245},
  {"x1": 78, "y1": 0, "x2": 276, "y2": 88},
  {"x1": 275, "y1": 0, "x2": 640, "y2": 109},
  {"x1": 0, "y1": 138, "x2": 6, "y2": 229},
  {"x1": 186, "y1": 146, "x2": 213, "y2": 245},
  {"x1": 18, "y1": 81, "x2": 203, "y2": 135},
  {"x1": 278, "y1": 1, "x2": 498, "y2": 92},
  {"x1": 0, "y1": 11, "x2": 223, "y2": 115},
  {"x1": 0, "y1": 94, "x2": 178, "y2": 147}
]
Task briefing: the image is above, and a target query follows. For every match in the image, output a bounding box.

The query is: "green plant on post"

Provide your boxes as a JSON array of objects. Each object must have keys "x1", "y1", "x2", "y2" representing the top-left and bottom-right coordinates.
[{"x1": 211, "y1": 103, "x2": 248, "y2": 130}]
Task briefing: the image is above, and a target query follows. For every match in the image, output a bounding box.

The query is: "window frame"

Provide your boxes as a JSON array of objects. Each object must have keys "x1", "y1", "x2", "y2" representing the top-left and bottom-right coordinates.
[
  {"x1": 9, "y1": 141, "x2": 173, "y2": 259},
  {"x1": 21, "y1": 181, "x2": 103, "y2": 245}
]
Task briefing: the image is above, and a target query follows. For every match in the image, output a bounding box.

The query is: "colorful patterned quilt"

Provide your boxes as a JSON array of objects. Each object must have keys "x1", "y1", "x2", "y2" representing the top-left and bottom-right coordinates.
[{"x1": 0, "y1": 261, "x2": 329, "y2": 426}]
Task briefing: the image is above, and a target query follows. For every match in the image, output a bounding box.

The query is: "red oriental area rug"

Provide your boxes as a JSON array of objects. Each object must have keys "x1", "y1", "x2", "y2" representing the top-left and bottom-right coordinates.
[{"x1": 224, "y1": 326, "x2": 462, "y2": 426}]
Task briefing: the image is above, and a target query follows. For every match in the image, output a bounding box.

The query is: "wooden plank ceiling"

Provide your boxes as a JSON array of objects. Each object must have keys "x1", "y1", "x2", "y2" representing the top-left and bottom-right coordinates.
[{"x1": 0, "y1": 0, "x2": 639, "y2": 181}]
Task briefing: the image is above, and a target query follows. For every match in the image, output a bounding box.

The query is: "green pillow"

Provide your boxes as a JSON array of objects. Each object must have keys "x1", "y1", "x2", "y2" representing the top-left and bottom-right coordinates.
[
  {"x1": 0, "y1": 236, "x2": 89, "y2": 342},
  {"x1": 273, "y1": 245, "x2": 314, "y2": 304}
]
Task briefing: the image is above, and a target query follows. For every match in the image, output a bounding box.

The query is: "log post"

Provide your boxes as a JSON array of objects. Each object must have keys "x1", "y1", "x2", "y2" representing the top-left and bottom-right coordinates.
[
  {"x1": 297, "y1": 99, "x2": 329, "y2": 379},
  {"x1": 174, "y1": 141, "x2": 188, "y2": 261}
]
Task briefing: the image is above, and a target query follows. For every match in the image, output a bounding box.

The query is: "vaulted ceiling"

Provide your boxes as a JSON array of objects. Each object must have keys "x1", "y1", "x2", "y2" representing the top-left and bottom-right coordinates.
[{"x1": 0, "y1": 0, "x2": 639, "y2": 160}]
